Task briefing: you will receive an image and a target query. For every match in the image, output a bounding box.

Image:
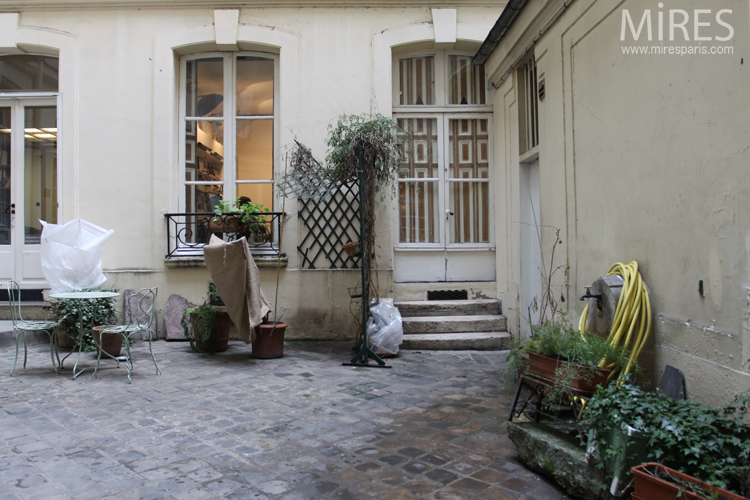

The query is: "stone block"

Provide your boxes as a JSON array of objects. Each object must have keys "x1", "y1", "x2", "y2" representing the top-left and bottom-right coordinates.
[
  {"x1": 506, "y1": 421, "x2": 609, "y2": 500},
  {"x1": 164, "y1": 294, "x2": 195, "y2": 341}
]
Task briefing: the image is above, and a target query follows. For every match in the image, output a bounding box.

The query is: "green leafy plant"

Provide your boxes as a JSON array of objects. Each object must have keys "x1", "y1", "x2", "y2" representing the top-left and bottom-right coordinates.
[
  {"x1": 583, "y1": 379, "x2": 750, "y2": 496},
  {"x1": 325, "y1": 113, "x2": 407, "y2": 188},
  {"x1": 180, "y1": 287, "x2": 224, "y2": 354},
  {"x1": 505, "y1": 322, "x2": 630, "y2": 398},
  {"x1": 211, "y1": 198, "x2": 270, "y2": 237},
  {"x1": 52, "y1": 287, "x2": 119, "y2": 352}
]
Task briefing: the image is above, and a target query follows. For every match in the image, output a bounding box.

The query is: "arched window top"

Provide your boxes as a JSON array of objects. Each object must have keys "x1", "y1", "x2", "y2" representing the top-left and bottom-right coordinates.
[{"x1": 0, "y1": 55, "x2": 59, "y2": 92}]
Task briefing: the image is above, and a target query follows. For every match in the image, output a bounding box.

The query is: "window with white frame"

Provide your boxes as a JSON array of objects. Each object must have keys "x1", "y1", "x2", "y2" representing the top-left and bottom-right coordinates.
[
  {"x1": 180, "y1": 53, "x2": 277, "y2": 216},
  {"x1": 393, "y1": 51, "x2": 492, "y2": 245}
]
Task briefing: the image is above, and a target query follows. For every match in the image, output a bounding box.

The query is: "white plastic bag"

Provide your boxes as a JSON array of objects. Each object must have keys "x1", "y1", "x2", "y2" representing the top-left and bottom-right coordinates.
[
  {"x1": 40, "y1": 219, "x2": 114, "y2": 294},
  {"x1": 367, "y1": 298, "x2": 403, "y2": 356}
]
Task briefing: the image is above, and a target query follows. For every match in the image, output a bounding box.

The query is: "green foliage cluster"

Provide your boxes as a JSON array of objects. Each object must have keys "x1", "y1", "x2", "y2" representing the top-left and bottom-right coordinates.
[
  {"x1": 583, "y1": 379, "x2": 750, "y2": 496},
  {"x1": 506, "y1": 322, "x2": 629, "y2": 397},
  {"x1": 52, "y1": 287, "x2": 119, "y2": 352},
  {"x1": 212, "y1": 198, "x2": 270, "y2": 236},
  {"x1": 325, "y1": 114, "x2": 407, "y2": 187},
  {"x1": 180, "y1": 287, "x2": 223, "y2": 354}
]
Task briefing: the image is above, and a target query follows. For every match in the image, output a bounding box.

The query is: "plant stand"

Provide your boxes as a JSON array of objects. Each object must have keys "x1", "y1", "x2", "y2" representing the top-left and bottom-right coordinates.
[
  {"x1": 343, "y1": 137, "x2": 390, "y2": 369},
  {"x1": 508, "y1": 374, "x2": 589, "y2": 436}
]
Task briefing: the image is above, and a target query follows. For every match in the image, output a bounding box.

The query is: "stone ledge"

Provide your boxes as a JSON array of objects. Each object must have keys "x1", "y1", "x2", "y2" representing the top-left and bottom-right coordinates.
[
  {"x1": 507, "y1": 421, "x2": 610, "y2": 500},
  {"x1": 165, "y1": 255, "x2": 288, "y2": 269}
]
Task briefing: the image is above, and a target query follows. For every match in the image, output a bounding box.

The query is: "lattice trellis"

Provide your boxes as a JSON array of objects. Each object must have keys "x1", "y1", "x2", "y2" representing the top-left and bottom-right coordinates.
[{"x1": 297, "y1": 182, "x2": 361, "y2": 269}]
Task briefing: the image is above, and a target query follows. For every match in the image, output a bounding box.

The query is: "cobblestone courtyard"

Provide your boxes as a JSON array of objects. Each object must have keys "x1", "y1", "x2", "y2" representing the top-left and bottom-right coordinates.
[{"x1": 0, "y1": 340, "x2": 568, "y2": 499}]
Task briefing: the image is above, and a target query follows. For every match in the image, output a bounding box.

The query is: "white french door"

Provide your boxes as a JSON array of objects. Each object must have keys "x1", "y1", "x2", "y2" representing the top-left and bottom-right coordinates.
[
  {"x1": 394, "y1": 114, "x2": 495, "y2": 282},
  {"x1": 0, "y1": 97, "x2": 59, "y2": 286}
]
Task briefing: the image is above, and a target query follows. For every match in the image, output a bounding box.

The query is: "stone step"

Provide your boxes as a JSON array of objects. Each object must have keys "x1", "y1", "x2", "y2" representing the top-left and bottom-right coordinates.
[
  {"x1": 403, "y1": 314, "x2": 507, "y2": 334},
  {"x1": 0, "y1": 303, "x2": 54, "y2": 321},
  {"x1": 401, "y1": 331, "x2": 512, "y2": 350},
  {"x1": 395, "y1": 299, "x2": 501, "y2": 317}
]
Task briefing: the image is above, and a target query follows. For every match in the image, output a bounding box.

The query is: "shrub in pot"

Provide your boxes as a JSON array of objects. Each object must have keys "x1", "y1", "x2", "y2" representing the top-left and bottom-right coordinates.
[
  {"x1": 51, "y1": 286, "x2": 119, "y2": 351},
  {"x1": 180, "y1": 290, "x2": 231, "y2": 354},
  {"x1": 505, "y1": 321, "x2": 629, "y2": 398}
]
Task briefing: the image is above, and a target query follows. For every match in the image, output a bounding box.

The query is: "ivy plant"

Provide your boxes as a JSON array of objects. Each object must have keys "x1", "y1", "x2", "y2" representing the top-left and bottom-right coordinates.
[
  {"x1": 52, "y1": 286, "x2": 119, "y2": 352},
  {"x1": 582, "y1": 378, "x2": 750, "y2": 496}
]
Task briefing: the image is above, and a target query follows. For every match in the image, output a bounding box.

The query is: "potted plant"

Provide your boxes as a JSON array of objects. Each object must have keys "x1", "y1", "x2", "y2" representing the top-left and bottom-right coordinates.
[
  {"x1": 631, "y1": 463, "x2": 744, "y2": 500},
  {"x1": 180, "y1": 288, "x2": 231, "y2": 354},
  {"x1": 207, "y1": 198, "x2": 270, "y2": 241},
  {"x1": 253, "y1": 316, "x2": 287, "y2": 359},
  {"x1": 582, "y1": 380, "x2": 750, "y2": 497},
  {"x1": 506, "y1": 321, "x2": 629, "y2": 398},
  {"x1": 51, "y1": 286, "x2": 119, "y2": 351}
]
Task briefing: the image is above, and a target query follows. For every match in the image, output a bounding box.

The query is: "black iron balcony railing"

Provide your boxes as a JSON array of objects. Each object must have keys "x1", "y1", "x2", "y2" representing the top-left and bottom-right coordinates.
[{"x1": 165, "y1": 212, "x2": 284, "y2": 258}]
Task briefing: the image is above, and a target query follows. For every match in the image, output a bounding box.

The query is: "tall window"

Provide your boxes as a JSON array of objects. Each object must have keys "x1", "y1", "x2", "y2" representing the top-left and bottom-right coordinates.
[
  {"x1": 518, "y1": 55, "x2": 539, "y2": 155},
  {"x1": 393, "y1": 52, "x2": 492, "y2": 245},
  {"x1": 181, "y1": 53, "x2": 276, "y2": 215}
]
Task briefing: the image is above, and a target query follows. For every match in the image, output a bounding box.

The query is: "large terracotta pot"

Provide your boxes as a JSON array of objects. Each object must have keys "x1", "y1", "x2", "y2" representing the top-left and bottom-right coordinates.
[
  {"x1": 252, "y1": 322, "x2": 287, "y2": 359},
  {"x1": 527, "y1": 352, "x2": 611, "y2": 396},
  {"x1": 631, "y1": 463, "x2": 743, "y2": 500},
  {"x1": 92, "y1": 325, "x2": 123, "y2": 357},
  {"x1": 57, "y1": 330, "x2": 76, "y2": 350},
  {"x1": 191, "y1": 308, "x2": 231, "y2": 353}
]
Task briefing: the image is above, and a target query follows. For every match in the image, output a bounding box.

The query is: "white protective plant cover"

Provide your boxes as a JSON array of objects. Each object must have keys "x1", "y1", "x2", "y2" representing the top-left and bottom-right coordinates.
[
  {"x1": 367, "y1": 298, "x2": 403, "y2": 356},
  {"x1": 40, "y1": 219, "x2": 114, "y2": 294}
]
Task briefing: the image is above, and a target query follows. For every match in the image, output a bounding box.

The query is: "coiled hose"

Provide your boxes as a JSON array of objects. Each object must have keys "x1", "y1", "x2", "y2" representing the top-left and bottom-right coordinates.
[{"x1": 579, "y1": 261, "x2": 652, "y2": 383}]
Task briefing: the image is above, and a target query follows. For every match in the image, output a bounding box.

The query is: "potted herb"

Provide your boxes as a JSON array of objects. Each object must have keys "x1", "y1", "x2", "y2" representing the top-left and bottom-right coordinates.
[
  {"x1": 583, "y1": 380, "x2": 750, "y2": 497},
  {"x1": 180, "y1": 288, "x2": 231, "y2": 354},
  {"x1": 506, "y1": 322, "x2": 630, "y2": 397},
  {"x1": 51, "y1": 286, "x2": 119, "y2": 351},
  {"x1": 207, "y1": 198, "x2": 270, "y2": 241}
]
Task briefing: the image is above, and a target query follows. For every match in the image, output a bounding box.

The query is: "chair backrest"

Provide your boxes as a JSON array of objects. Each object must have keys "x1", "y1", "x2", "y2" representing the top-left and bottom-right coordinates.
[
  {"x1": 124, "y1": 287, "x2": 158, "y2": 330},
  {"x1": 5, "y1": 281, "x2": 24, "y2": 325}
]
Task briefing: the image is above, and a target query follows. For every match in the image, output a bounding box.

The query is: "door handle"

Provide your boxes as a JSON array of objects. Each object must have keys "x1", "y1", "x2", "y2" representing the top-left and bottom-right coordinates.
[
  {"x1": 4, "y1": 203, "x2": 14, "y2": 214},
  {"x1": 445, "y1": 209, "x2": 453, "y2": 220}
]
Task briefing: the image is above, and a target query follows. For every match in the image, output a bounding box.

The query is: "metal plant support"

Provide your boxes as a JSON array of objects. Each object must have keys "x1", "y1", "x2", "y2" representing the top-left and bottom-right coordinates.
[{"x1": 343, "y1": 137, "x2": 389, "y2": 368}]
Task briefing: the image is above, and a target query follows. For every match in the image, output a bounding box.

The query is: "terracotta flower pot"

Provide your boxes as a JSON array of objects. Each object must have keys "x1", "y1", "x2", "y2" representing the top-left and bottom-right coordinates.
[
  {"x1": 92, "y1": 325, "x2": 123, "y2": 357},
  {"x1": 343, "y1": 241, "x2": 361, "y2": 256},
  {"x1": 191, "y1": 308, "x2": 231, "y2": 353},
  {"x1": 527, "y1": 352, "x2": 611, "y2": 396},
  {"x1": 252, "y1": 322, "x2": 287, "y2": 359},
  {"x1": 631, "y1": 463, "x2": 743, "y2": 500},
  {"x1": 207, "y1": 216, "x2": 242, "y2": 233},
  {"x1": 57, "y1": 330, "x2": 76, "y2": 350}
]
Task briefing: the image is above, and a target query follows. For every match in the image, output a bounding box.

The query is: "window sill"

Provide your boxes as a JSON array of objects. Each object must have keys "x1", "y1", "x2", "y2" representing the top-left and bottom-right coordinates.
[{"x1": 165, "y1": 255, "x2": 288, "y2": 269}]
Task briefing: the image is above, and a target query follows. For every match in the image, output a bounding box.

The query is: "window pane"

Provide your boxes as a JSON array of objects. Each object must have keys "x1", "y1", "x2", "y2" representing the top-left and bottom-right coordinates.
[
  {"x1": 398, "y1": 56, "x2": 435, "y2": 105},
  {"x1": 185, "y1": 184, "x2": 222, "y2": 213},
  {"x1": 397, "y1": 118, "x2": 438, "y2": 179},
  {"x1": 186, "y1": 121, "x2": 224, "y2": 182},
  {"x1": 186, "y1": 58, "x2": 223, "y2": 117},
  {"x1": 237, "y1": 183, "x2": 273, "y2": 212},
  {"x1": 0, "y1": 107, "x2": 10, "y2": 245},
  {"x1": 0, "y1": 56, "x2": 58, "y2": 91},
  {"x1": 448, "y1": 118, "x2": 489, "y2": 243},
  {"x1": 399, "y1": 180, "x2": 439, "y2": 243},
  {"x1": 24, "y1": 106, "x2": 57, "y2": 244},
  {"x1": 237, "y1": 56, "x2": 274, "y2": 116},
  {"x1": 449, "y1": 55, "x2": 486, "y2": 105},
  {"x1": 236, "y1": 119, "x2": 272, "y2": 181}
]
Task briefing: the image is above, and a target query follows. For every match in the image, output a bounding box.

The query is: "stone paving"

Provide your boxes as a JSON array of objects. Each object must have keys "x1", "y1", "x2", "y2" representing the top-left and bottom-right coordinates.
[{"x1": 0, "y1": 340, "x2": 570, "y2": 500}]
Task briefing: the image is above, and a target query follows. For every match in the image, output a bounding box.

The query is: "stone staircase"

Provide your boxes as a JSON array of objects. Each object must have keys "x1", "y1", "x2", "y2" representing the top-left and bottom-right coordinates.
[{"x1": 396, "y1": 299, "x2": 511, "y2": 350}]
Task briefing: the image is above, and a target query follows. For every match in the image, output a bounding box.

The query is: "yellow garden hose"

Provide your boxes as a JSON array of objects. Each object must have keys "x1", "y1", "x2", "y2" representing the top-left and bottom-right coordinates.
[{"x1": 579, "y1": 261, "x2": 652, "y2": 383}]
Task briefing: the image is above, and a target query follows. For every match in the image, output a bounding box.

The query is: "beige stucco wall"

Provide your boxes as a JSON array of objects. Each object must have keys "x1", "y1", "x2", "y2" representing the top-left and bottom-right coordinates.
[
  {"x1": 486, "y1": 0, "x2": 750, "y2": 405},
  {"x1": 0, "y1": 3, "x2": 500, "y2": 339}
]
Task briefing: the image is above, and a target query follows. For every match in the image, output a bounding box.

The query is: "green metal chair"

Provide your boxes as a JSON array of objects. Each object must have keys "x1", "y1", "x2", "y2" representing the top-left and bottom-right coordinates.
[
  {"x1": 6, "y1": 281, "x2": 60, "y2": 377},
  {"x1": 92, "y1": 287, "x2": 161, "y2": 383}
]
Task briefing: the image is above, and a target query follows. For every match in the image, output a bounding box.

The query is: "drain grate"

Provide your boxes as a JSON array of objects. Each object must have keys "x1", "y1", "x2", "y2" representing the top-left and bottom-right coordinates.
[
  {"x1": 427, "y1": 290, "x2": 468, "y2": 301},
  {"x1": 0, "y1": 289, "x2": 44, "y2": 302}
]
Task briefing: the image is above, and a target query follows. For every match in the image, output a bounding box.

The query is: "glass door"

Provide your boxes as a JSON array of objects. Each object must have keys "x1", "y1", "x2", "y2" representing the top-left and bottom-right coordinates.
[
  {"x1": 0, "y1": 98, "x2": 58, "y2": 284},
  {"x1": 395, "y1": 115, "x2": 495, "y2": 282}
]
